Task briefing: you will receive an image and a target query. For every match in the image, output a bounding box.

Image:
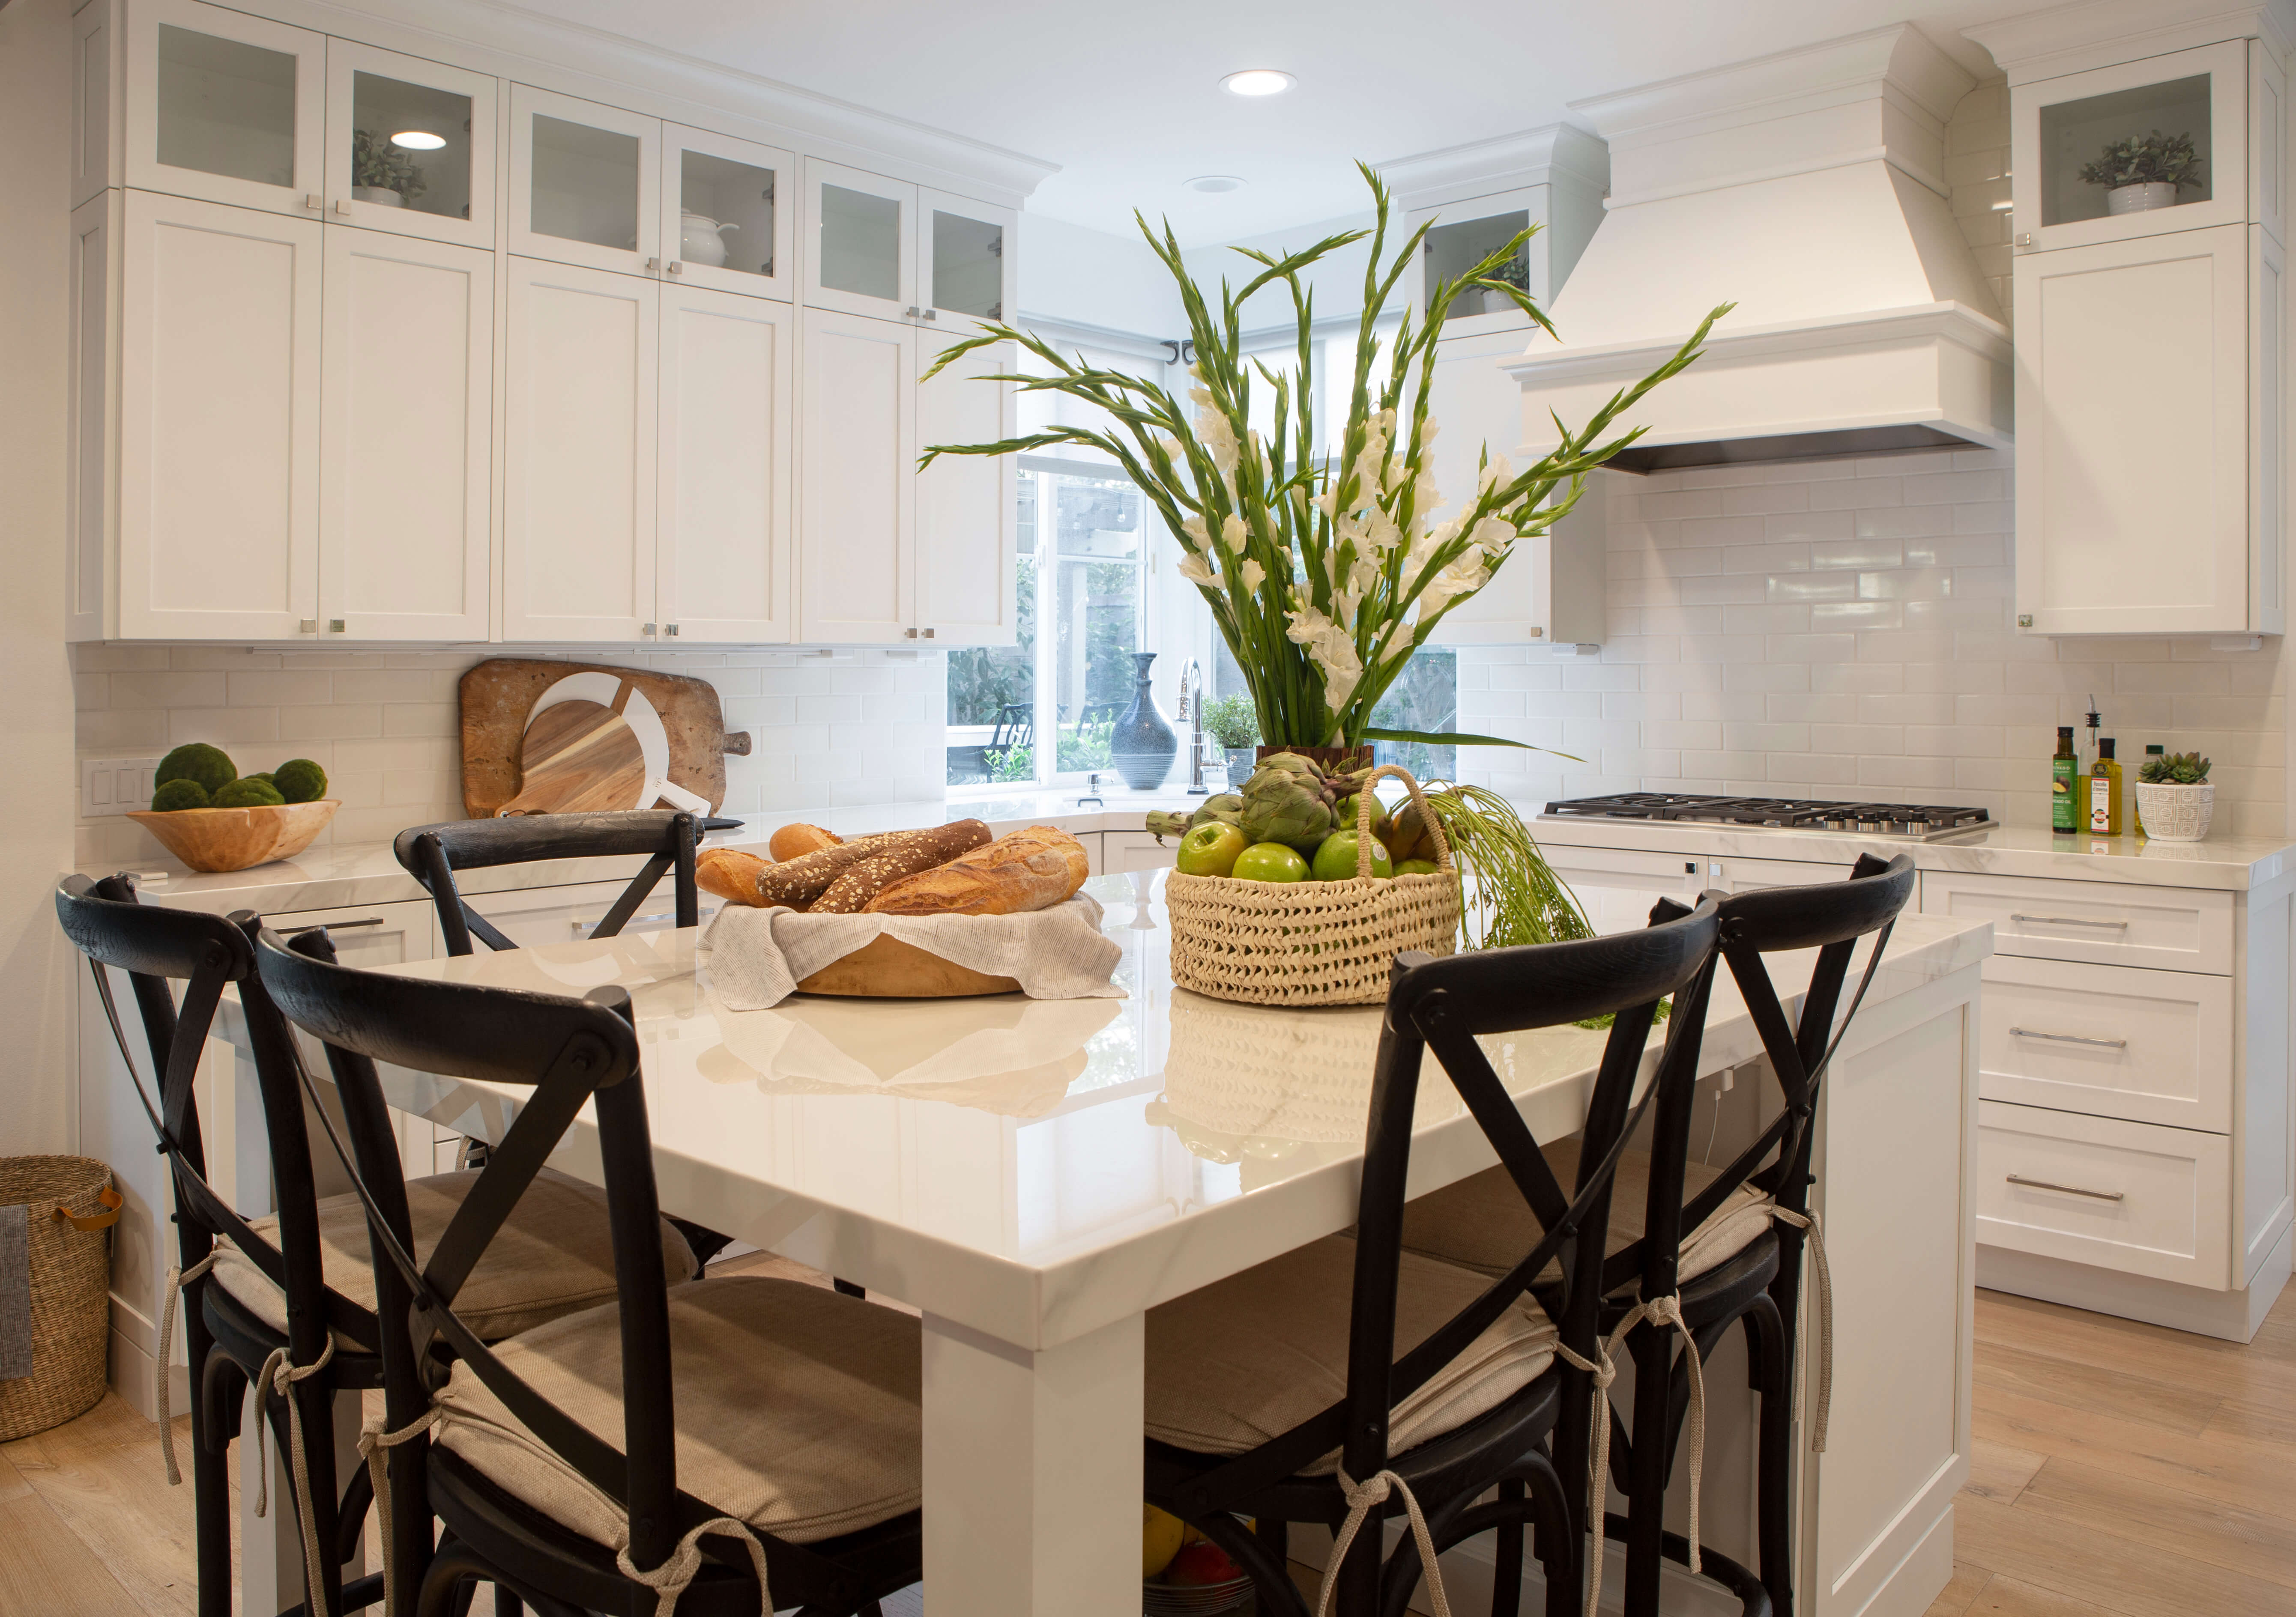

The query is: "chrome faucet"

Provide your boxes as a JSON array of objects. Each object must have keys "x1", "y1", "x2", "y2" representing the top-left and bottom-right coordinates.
[{"x1": 1178, "y1": 658, "x2": 1208, "y2": 796}]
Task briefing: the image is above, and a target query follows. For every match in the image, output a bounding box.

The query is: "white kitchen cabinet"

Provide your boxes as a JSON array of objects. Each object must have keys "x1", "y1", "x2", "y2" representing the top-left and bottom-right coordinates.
[
  {"x1": 502, "y1": 256, "x2": 658, "y2": 641},
  {"x1": 920, "y1": 187, "x2": 1015, "y2": 326},
  {"x1": 1920, "y1": 868, "x2": 2234, "y2": 974},
  {"x1": 661, "y1": 123, "x2": 792, "y2": 300},
  {"x1": 72, "y1": 0, "x2": 122, "y2": 208},
  {"x1": 2012, "y1": 223, "x2": 2278, "y2": 634},
  {"x1": 803, "y1": 158, "x2": 915, "y2": 322},
  {"x1": 464, "y1": 878, "x2": 722, "y2": 949},
  {"x1": 117, "y1": 189, "x2": 321, "y2": 639},
  {"x1": 123, "y1": 0, "x2": 325, "y2": 218},
  {"x1": 1101, "y1": 831, "x2": 1177, "y2": 874},
  {"x1": 318, "y1": 228, "x2": 493, "y2": 641},
  {"x1": 509, "y1": 83, "x2": 659, "y2": 278},
  {"x1": 658, "y1": 283, "x2": 795, "y2": 642},
  {"x1": 323, "y1": 40, "x2": 496, "y2": 249},
  {"x1": 1383, "y1": 127, "x2": 1608, "y2": 340},
  {"x1": 915, "y1": 328, "x2": 1017, "y2": 646},
  {"x1": 798, "y1": 307, "x2": 916, "y2": 643},
  {"x1": 1978, "y1": 953, "x2": 2234, "y2": 1132}
]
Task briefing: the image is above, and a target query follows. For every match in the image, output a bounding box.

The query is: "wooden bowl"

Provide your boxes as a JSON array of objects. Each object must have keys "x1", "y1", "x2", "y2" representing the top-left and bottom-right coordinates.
[
  {"x1": 126, "y1": 800, "x2": 341, "y2": 874},
  {"x1": 795, "y1": 934, "x2": 1019, "y2": 998}
]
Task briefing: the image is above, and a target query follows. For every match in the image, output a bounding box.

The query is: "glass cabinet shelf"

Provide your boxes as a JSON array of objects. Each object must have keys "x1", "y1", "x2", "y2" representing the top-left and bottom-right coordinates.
[
  {"x1": 1424, "y1": 209, "x2": 1528, "y2": 322},
  {"x1": 155, "y1": 23, "x2": 297, "y2": 188},
  {"x1": 350, "y1": 71, "x2": 472, "y2": 221},
  {"x1": 2039, "y1": 74, "x2": 2213, "y2": 227}
]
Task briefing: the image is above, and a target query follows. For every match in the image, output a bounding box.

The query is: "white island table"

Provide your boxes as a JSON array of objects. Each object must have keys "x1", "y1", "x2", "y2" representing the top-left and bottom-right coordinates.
[{"x1": 315, "y1": 873, "x2": 1988, "y2": 1616}]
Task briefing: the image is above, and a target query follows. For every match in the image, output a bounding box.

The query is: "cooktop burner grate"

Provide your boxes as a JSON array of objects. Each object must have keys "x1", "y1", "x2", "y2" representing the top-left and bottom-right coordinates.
[{"x1": 1540, "y1": 793, "x2": 1992, "y2": 840}]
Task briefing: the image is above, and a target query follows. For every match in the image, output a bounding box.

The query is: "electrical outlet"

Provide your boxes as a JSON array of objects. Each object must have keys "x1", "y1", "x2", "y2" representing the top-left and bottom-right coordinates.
[{"x1": 81, "y1": 755, "x2": 162, "y2": 818}]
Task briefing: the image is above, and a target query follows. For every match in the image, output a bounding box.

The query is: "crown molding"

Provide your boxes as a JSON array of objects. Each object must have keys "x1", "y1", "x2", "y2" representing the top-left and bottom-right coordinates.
[
  {"x1": 1965, "y1": 0, "x2": 2292, "y2": 82},
  {"x1": 1375, "y1": 124, "x2": 1611, "y2": 212}
]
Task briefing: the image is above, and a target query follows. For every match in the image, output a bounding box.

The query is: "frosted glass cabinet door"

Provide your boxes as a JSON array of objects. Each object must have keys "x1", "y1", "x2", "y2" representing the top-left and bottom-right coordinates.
[
  {"x1": 324, "y1": 41, "x2": 496, "y2": 248},
  {"x1": 117, "y1": 191, "x2": 321, "y2": 638},
  {"x1": 914, "y1": 331, "x2": 1015, "y2": 645},
  {"x1": 125, "y1": 0, "x2": 324, "y2": 217},
  {"x1": 503, "y1": 257, "x2": 659, "y2": 641},
  {"x1": 662, "y1": 124, "x2": 793, "y2": 301},
  {"x1": 799, "y1": 308, "x2": 915, "y2": 642},
  {"x1": 804, "y1": 158, "x2": 914, "y2": 321},
  {"x1": 918, "y1": 189, "x2": 1015, "y2": 326},
  {"x1": 509, "y1": 84, "x2": 659, "y2": 276},
  {"x1": 319, "y1": 230, "x2": 493, "y2": 641},
  {"x1": 658, "y1": 284, "x2": 795, "y2": 642}
]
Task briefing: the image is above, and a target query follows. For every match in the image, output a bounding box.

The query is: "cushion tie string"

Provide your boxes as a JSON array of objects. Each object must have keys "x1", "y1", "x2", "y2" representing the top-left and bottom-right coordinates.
[
  {"x1": 1315, "y1": 1467, "x2": 1452, "y2": 1617},
  {"x1": 357, "y1": 1405, "x2": 444, "y2": 1617},
  {"x1": 248, "y1": 1334, "x2": 339, "y2": 1617},
  {"x1": 616, "y1": 1514, "x2": 774, "y2": 1617},
  {"x1": 153, "y1": 1253, "x2": 218, "y2": 1486},
  {"x1": 1767, "y1": 1207, "x2": 1833, "y2": 1452}
]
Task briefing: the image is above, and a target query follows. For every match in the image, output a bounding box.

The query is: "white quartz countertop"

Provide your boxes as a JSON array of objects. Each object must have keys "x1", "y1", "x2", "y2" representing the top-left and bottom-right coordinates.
[{"x1": 1529, "y1": 814, "x2": 2296, "y2": 892}]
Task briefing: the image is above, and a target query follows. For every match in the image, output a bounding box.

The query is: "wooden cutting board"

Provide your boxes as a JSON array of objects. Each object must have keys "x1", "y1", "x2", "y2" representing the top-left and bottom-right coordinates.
[
  {"x1": 493, "y1": 697, "x2": 649, "y2": 816},
  {"x1": 460, "y1": 658, "x2": 751, "y2": 819}
]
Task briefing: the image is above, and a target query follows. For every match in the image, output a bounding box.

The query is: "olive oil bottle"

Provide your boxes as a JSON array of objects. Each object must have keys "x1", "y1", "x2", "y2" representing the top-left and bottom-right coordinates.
[
  {"x1": 2089, "y1": 737, "x2": 2124, "y2": 835},
  {"x1": 2051, "y1": 725, "x2": 2079, "y2": 833}
]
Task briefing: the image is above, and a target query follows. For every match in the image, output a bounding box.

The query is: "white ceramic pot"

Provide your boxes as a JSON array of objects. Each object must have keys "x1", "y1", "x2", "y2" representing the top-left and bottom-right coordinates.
[
  {"x1": 2135, "y1": 780, "x2": 2214, "y2": 841},
  {"x1": 680, "y1": 211, "x2": 738, "y2": 268},
  {"x1": 351, "y1": 185, "x2": 404, "y2": 208},
  {"x1": 1481, "y1": 286, "x2": 1514, "y2": 315},
  {"x1": 2107, "y1": 181, "x2": 2180, "y2": 215}
]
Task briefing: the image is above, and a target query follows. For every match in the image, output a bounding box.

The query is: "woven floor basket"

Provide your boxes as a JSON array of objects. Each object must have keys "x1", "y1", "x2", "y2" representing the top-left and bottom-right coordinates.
[
  {"x1": 1165, "y1": 764, "x2": 1460, "y2": 1007},
  {"x1": 0, "y1": 1157, "x2": 119, "y2": 1442}
]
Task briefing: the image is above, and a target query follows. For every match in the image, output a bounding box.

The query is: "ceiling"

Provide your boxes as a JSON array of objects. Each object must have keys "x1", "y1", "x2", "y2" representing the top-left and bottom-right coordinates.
[{"x1": 493, "y1": 0, "x2": 2069, "y2": 243}]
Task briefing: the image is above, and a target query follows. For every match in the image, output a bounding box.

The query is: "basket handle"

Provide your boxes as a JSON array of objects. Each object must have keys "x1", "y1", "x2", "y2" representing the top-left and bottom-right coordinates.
[
  {"x1": 1354, "y1": 764, "x2": 1455, "y2": 878},
  {"x1": 53, "y1": 1185, "x2": 122, "y2": 1233}
]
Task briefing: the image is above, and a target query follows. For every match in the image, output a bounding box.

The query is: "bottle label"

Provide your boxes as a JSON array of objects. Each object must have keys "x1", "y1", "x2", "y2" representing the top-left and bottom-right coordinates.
[
  {"x1": 2090, "y1": 775, "x2": 2111, "y2": 832},
  {"x1": 2052, "y1": 761, "x2": 2077, "y2": 832}
]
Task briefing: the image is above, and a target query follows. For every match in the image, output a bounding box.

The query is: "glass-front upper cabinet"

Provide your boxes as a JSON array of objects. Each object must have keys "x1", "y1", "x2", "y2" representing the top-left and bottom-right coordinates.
[
  {"x1": 2012, "y1": 39, "x2": 2275, "y2": 254},
  {"x1": 661, "y1": 124, "x2": 793, "y2": 300},
  {"x1": 920, "y1": 189, "x2": 1016, "y2": 332},
  {"x1": 324, "y1": 42, "x2": 496, "y2": 247},
  {"x1": 509, "y1": 84, "x2": 660, "y2": 276},
  {"x1": 125, "y1": 0, "x2": 324, "y2": 216},
  {"x1": 803, "y1": 158, "x2": 914, "y2": 321},
  {"x1": 1404, "y1": 186, "x2": 1558, "y2": 339}
]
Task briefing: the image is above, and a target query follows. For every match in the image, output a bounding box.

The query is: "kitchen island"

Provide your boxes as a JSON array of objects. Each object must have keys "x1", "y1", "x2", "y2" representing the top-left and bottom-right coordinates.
[{"x1": 197, "y1": 871, "x2": 1987, "y2": 1617}]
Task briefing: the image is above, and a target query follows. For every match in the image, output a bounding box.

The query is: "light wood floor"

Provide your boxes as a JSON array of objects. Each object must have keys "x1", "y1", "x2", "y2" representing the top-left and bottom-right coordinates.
[{"x1": 7, "y1": 1282, "x2": 2293, "y2": 1616}]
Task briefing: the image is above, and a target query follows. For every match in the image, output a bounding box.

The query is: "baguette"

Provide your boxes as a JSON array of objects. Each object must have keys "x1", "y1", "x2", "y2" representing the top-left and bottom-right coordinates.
[
  {"x1": 768, "y1": 822, "x2": 841, "y2": 862},
  {"x1": 810, "y1": 820, "x2": 995, "y2": 914},
  {"x1": 697, "y1": 847, "x2": 777, "y2": 907},
  {"x1": 862, "y1": 826, "x2": 1090, "y2": 917}
]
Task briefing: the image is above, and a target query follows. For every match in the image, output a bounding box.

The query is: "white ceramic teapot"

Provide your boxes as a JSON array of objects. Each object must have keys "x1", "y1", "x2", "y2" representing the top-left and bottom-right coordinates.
[{"x1": 680, "y1": 210, "x2": 738, "y2": 268}]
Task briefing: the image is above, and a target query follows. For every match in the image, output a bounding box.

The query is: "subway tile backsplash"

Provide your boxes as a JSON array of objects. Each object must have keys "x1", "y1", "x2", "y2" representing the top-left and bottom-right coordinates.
[{"x1": 73, "y1": 645, "x2": 948, "y2": 868}]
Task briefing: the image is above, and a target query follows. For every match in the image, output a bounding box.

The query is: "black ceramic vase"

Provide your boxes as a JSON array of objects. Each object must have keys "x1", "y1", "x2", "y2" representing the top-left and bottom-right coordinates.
[{"x1": 1110, "y1": 651, "x2": 1178, "y2": 791}]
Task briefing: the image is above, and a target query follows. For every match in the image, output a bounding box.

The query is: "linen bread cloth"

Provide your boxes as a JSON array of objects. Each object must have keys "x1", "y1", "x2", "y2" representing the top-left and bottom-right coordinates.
[{"x1": 703, "y1": 892, "x2": 1126, "y2": 1009}]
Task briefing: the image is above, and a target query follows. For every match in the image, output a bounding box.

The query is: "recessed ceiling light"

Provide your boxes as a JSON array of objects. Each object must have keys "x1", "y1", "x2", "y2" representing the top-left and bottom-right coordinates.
[
  {"x1": 390, "y1": 130, "x2": 447, "y2": 151},
  {"x1": 1186, "y1": 175, "x2": 1246, "y2": 194},
  {"x1": 1220, "y1": 69, "x2": 1293, "y2": 97}
]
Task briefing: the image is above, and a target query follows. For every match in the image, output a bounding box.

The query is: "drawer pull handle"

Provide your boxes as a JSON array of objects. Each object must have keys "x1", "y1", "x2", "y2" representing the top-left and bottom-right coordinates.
[
  {"x1": 571, "y1": 911, "x2": 680, "y2": 934},
  {"x1": 2008, "y1": 1026, "x2": 2129, "y2": 1050},
  {"x1": 280, "y1": 917, "x2": 385, "y2": 934},
  {"x1": 2006, "y1": 1173, "x2": 2125, "y2": 1202},
  {"x1": 2009, "y1": 913, "x2": 2129, "y2": 929}
]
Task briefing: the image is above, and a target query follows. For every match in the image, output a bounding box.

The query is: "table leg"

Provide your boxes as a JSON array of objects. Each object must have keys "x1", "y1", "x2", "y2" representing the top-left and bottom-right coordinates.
[
  {"x1": 239, "y1": 1384, "x2": 367, "y2": 1615},
  {"x1": 921, "y1": 1310, "x2": 1144, "y2": 1615}
]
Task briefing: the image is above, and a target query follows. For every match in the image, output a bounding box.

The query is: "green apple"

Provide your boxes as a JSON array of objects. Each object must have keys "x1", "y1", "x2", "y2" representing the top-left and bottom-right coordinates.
[
  {"x1": 1310, "y1": 829, "x2": 1394, "y2": 883},
  {"x1": 1329, "y1": 793, "x2": 1392, "y2": 844},
  {"x1": 1231, "y1": 841, "x2": 1310, "y2": 883},
  {"x1": 1394, "y1": 858, "x2": 1439, "y2": 877},
  {"x1": 1176, "y1": 820, "x2": 1249, "y2": 878}
]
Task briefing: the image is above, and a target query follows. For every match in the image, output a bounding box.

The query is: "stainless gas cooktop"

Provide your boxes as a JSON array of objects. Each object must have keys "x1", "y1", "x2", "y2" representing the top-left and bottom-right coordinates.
[{"x1": 1540, "y1": 792, "x2": 1993, "y2": 841}]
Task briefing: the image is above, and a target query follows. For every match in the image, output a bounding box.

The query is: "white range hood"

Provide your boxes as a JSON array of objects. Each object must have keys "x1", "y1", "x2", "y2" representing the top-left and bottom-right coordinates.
[{"x1": 1507, "y1": 25, "x2": 2012, "y2": 473}]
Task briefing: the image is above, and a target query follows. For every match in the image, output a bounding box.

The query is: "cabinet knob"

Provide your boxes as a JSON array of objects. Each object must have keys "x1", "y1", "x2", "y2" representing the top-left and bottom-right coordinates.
[
  {"x1": 2017, "y1": 614, "x2": 2034, "y2": 628},
  {"x1": 643, "y1": 622, "x2": 657, "y2": 635},
  {"x1": 667, "y1": 262, "x2": 683, "y2": 275},
  {"x1": 328, "y1": 619, "x2": 345, "y2": 634},
  {"x1": 332, "y1": 200, "x2": 350, "y2": 216},
  {"x1": 665, "y1": 623, "x2": 680, "y2": 636},
  {"x1": 903, "y1": 306, "x2": 921, "y2": 319},
  {"x1": 646, "y1": 258, "x2": 661, "y2": 273},
  {"x1": 298, "y1": 618, "x2": 317, "y2": 633},
  {"x1": 903, "y1": 627, "x2": 918, "y2": 638},
  {"x1": 303, "y1": 194, "x2": 323, "y2": 212},
  {"x1": 921, "y1": 627, "x2": 935, "y2": 638}
]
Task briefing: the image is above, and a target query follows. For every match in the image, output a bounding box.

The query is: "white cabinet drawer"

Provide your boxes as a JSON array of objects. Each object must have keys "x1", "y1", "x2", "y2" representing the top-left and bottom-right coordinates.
[
  {"x1": 1921, "y1": 871, "x2": 2232, "y2": 975},
  {"x1": 1978, "y1": 956, "x2": 2233, "y2": 1132},
  {"x1": 1102, "y1": 830, "x2": 1177, "y2": 874},
  {"x1": 1976, "y1": 1101, "x2": 2232, "y2": 1289},
  {"x1": 465, "y1": 877, "x2": 720, "y2": 950}
]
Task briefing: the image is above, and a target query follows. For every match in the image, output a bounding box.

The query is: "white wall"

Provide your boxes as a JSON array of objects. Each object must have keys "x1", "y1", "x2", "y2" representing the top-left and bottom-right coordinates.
[
  {"x1": 1181, "y1": 209, "x2": 1379, "y2": 333},
  {"x1": 1016, "y1": 213, "x2": 1185, "y2": 338},
  {"x1": 0, "y1": 0, "x2": 85, "y2": 1157}
]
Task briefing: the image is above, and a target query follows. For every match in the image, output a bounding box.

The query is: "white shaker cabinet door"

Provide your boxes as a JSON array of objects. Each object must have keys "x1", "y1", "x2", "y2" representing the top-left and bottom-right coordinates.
[
  {"x1": 2012, "y1": 224, "x2": 2253, "y2": 633},
  {"x1": 319, "y1": 229, "x2": 493, "y2": 641},
  {"x1": 658, "y1": 283, "x2": 794, "y2": 643},
  {"x1": 798, "y1": 307, "x2": 915, "y2": 644},
  {"x1": 117, "y1": 191, "x2": 320, "y2": 639},
  {"x1": 502, "y1": 256, "x2": 659, "y2": 641},
  {"x1": 914, "y1": 325, "x2": 1015, "y2": 646}
]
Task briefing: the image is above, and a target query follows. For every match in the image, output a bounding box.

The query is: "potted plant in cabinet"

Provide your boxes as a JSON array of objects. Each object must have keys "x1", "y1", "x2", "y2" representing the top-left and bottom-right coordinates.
[
  {"x1": 351, "y1": 129, "x2": 427, "y2": 209},
  {"x1": 2079, "y1": 130, "x2": 2203, "y2": 216},
  {"x1": 2136, "y1": 750, "x2": 2214, "y2": 841}
]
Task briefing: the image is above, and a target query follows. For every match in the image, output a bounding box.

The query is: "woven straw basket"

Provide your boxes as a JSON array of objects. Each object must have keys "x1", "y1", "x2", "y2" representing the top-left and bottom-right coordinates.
[
  {"x1": 0, "y1": 1157, "x2": 120, "y2": 1442},
  {"x1": 1165, "y1": 764, "x2": 1460, "y2": 1007}
]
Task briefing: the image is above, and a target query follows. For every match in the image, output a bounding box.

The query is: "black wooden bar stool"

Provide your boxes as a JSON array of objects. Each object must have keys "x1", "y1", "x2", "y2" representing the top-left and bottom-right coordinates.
[{"x1": 394, "y1": 809, "x2": 723, "y2": 957}]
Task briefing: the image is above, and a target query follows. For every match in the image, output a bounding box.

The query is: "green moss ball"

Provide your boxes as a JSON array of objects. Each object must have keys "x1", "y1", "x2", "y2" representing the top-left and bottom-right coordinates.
[
  {"x1": 210, "y1": 777, "x2": 286, "y2": 809},
  {"x1": 270, "y1": 758, "x2": 327, "y2": 804},
  {"x1": 149, "y1": 779, "x2": 210, "y2": 812},
  {"x1": 245, "y1": 772, "x2": 275, "y2": 785},
  {"x1": 155, "y1": 743, "x2": 236, "y2": 796}
]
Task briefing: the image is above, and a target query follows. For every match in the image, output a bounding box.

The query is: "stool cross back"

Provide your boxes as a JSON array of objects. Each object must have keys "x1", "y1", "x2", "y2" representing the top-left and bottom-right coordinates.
[{"x1": 394, "y1": 810, "x2": 710, "y2": 956}]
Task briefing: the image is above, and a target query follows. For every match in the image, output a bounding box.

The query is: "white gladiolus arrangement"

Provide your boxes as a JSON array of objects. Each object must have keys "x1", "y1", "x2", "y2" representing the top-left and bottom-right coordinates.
[{"x1": 920, "y1": 163, "x2": 1730, "y2": 752}]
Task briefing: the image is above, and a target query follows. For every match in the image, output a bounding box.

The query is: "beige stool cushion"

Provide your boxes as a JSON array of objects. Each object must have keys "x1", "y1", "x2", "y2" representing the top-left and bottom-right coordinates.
[
  {"x1": 210, "y1": 1166, "x2": 698, "y2": 1345},
  {"x1": 430, "y1": 1277, "x2": 921, "y2": 1547},
  {"x1": 1399, "y1": 1137, "x2": 1774, "y2": 1288},
  {"x1": 1145, "y1": 1234, "x2": 1558, "y2": 1473}
]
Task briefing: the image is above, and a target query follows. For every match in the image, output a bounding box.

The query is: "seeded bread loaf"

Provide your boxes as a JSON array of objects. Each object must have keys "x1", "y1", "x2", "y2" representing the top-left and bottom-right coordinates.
[
  {"x1": 704, "y1": 833, "x2": 895, "y2": 909},
  {"x1": 862, "y1": 826, "x2": 1090, "y2": 917},
  {"x1": 809, "y1": 820, "x2": 996, "y2": 914}
]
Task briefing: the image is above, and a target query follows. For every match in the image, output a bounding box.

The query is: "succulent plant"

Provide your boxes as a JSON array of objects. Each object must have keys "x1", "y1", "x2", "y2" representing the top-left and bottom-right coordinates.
[{"x1": 2139, "y1": 750, "x2": 2212, "y2": 785}]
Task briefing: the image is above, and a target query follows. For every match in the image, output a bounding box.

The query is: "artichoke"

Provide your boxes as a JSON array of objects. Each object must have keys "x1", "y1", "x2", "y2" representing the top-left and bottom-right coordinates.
[
  {"x1": 1147, "y1": 794, "x2": 1251, "y2": 843},
  {"x1": 1241, "y1": 769, "x2": 1335, "y2": 852},
  {"x1": 1145, "y1": 810, "x2": 1196, "y2": 841},
  {"x1": 1252, "y1": 752, "x2": 1324, "y2": 783}
]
